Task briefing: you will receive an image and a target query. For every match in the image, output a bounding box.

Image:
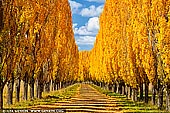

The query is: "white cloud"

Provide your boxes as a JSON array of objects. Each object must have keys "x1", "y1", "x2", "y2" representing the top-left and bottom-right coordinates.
[
  {"x1": 73, "y1": 17, "x2": 99, "y2": 35},
  {"x1": 80, "y1": 5, "x2": 103, "y2": 17},
  {"x1": 86, "y1": 0, "x2": 105, "y2": 3},
  {"x1": 69, "y1": 0, "x2": 82, "y2": 14},
  {"x1": 87, "y1": 17, "x2": 99, "y2": 31},
  {"x1": 76, "y1": 36, "x2": 96, "y2": 45},
  {"x1": 74, "y1": 26, "x2": 94, "y2": 36},
  {"x1": 73, "y1": 23, "x2": 78, "y2": 28},
  {"x1": 73, "y1": 17, "x2": 99, "y2": 46}
]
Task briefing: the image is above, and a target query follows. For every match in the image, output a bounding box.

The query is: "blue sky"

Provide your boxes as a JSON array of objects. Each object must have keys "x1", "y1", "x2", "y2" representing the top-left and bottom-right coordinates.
[{"x1": 69, "y1": 0, "x2": 105, "y2": 50}]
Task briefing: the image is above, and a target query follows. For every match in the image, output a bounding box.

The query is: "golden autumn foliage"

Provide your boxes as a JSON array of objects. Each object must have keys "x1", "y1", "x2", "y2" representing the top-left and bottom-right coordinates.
[
  {"x1": 78, "y1": 51, "x2": 90, "y2": 82},
  {"x1": 87, "y1": 0, "x2": 170, "y2": 89},
  {"x1": 0, "y1": 0, "x2": 78, "y2": 109}
]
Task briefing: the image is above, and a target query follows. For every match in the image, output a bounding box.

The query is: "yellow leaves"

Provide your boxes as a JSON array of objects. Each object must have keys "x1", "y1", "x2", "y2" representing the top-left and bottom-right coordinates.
[
  {"x1": 0, "y1": 0, "x2": 77, "y2": 84},
  {"x1": 34, "y1": 23, "x2": 41, "y2": 34},
  {"x1": 162, "y1": 48, "x2": 170, "y2": 75},
  {"x1": 140, "y1": 25, "x2": 148, "y2": 37},
  {"x1": 20, "y1": 13, "x2": 25, "y2": 23},
  {"x1": 86, "y1": 0, "x2": 169, "y2": 87},
  {"x1": 78, "y1": 51, "x2": 91, "y2": 81}
]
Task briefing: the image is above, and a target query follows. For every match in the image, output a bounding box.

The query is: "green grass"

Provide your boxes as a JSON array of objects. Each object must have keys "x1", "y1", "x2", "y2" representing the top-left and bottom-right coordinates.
[
  {"x1": 91, "y1": 84, "x2": 167, "y2": 113},
  {"x1": 4, "y1": 83, "x2": 80, "y2": 109}
]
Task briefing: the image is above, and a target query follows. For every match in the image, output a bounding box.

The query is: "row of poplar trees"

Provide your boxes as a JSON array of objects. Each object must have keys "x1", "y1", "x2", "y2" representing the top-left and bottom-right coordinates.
[
  {"x1": 79, "y1": 0, "x2": 170, "y2": 111},
  {"x1": 0, "y1": 0, "x2": 79, "y2": 109}
]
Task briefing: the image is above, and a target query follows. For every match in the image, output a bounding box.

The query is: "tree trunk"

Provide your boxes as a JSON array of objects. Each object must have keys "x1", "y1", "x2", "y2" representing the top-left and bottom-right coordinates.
[
  {"x1": 24, "y1": 81, "x2": 28, "y2": 100},
  {"x1": 122, "y1": 84, "x2": 126, "y2": 95},
  {"x1": 116, "y1": 83, "x2": 119, "y2": 94},
  {"x1": 36, "y1": 79, "x2": 43, "y2": 99},
  {"x1": 114, "y1": 83, "x2": 117, "y2": 93},
  {"x1": 58, "y1": 82, "x2": 60, "y2": 89},
  {"x1": 56, "y1": 82, "x2": 59, "y2": 90},
  {"x1": 48, "y1": 82, "x2": 50, "y2": 92},
  {"x1": 65, "y1": 81, "x2": 68, "y2": 88},
  {"x1": 106, "y1": 83, "x2": 109, "y2": 91},
  {"x1": 63, "y1": 81, "x2": 66, "y2": 88},
  {"x1": 65, "y1": 82, "x2": 67, "y2": 87},
  {"x1": 97, "y1": 81, "x2": 99, "y2": 86},
  {"x1": 45, "y1": 82, "x2": 50, "y2": 92},
  {"x1": 0, "y1": 84, "x2": 4, "y2": 110},
  {"x1": 166, "y1": 84, "x2": 170, "y2": 111},
  {"x1": 119, "y1": 83, "x2": 122, "y2": 94},
  {"x1": 144, "y1": 75, "x2": 149, "y2": 103},
  {"x1": 122, "y1": 85, "x2": 124, "y2": 95},
  {"x1": 37, "y1": 83, "x2": 41, "y2": 99},
  {"x1": 132, "y1": 88, "x2": 137, "y2": 102},
  {"x1": 0, "y1": 0, "x2": 3, "y2": 31},
  {"x1": 111, "y1": 83, "x2": 116, "y2": 92},
  {"x1": 132, "y1": 88, "x2": 135, "y2": 101},
  {"x1": 53, "y1": 81, "x2": 56, "y2": 91},
  {"x1": 102, "y1": 82, "x2": 105, "y2": 89},
  {"x1": 36, "y1": 79, "x2": 39, "y2": 98},
  {"x1": 56, "y1": 82, "x2": 58, "y2": 90},
  {"x1": 36, "y1": 68, "x2": 44, "y2": 99},
  {"x1": 100, "y1": 82, "x2": 102, "y2": 87},
  {"x1": 7, "y1": 76, "x2": 14, "y2": 105},
  {"x1": 62, "y1": 81, "x2": 64, "y2": 88},
  {"x1": 67, "y1": 82, "x2": 69, "y2": 86},
  {"x1": 68, "y1": 81, "x2": 70, "y2": 86},
  {"x1": 0, "y1": 0, "x2": 4, "y2": 108},
  {"x1": 30, "y1": 72, "x2": 35, "y2": 99},
  {"x1": 157, "y1": 79, "x2": 163, "y2": 109},
  {"x1": 125, "y1": 85, "x2": 128, "y2": 98},
  {"x1": 109, "y1": 83, "x2": 112, "y2": 91},
  {"x1": 151, "y1": 84, "x2": 156, "y2": 105},
  {"x1": 144, "y1": 81, "x2": 149, "y2": 103},
  {"x1": 53, "y1": 82, "x2": 58, "y2": 91},
  {"x1": 15, "y1": 77, "x2": 21, "y2": 102},
  {"x1": 139, "y1": 83, "x2": 143, "y2": 101},
  {"x1": 128, "y1": 86, "x2": 132, "y2": 99},
  {"x1": 60, "y1": 82, "x2": 62, "y2": 89},
  {"x1": 23, "y1": 73, "x2": 28, "y2": 100},
  {"x1": 38, "y1": 82, "x2": 43, "y2": 99},
  {"x1": 50, "y1": 80, "x2": 53, "y2": 91}
]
